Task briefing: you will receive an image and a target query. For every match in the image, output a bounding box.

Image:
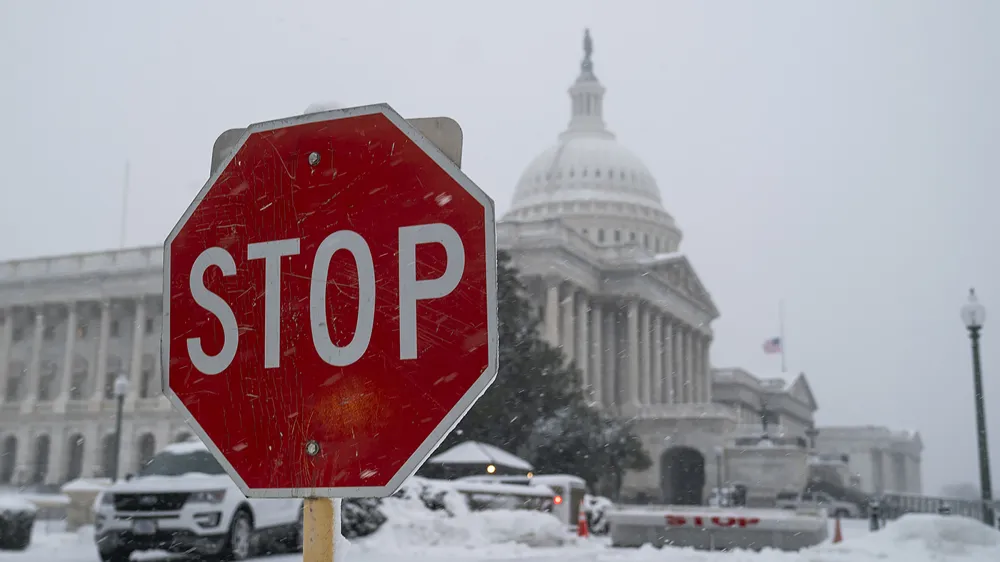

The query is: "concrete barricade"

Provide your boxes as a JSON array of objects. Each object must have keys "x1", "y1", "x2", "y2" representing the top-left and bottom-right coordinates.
[
  {"x1": 608, "y1": 504, "x2": 828, "y2": 551},
  {"x1": 60, "y1": 478, "x2": 111, "y2": 531}
]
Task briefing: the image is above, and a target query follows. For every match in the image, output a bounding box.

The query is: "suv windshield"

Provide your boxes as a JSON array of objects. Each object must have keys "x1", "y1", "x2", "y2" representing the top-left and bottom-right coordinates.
[{"x1": 139, "y1": 450, "x2": 226, "y2": 477}]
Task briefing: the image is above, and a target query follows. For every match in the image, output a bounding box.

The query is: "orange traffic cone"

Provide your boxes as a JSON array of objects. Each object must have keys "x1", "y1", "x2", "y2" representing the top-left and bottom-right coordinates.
[
  {"x1": 832, "y1": 514, "x2": 843, "y2": 544},
  {"x1": 577, "y1": 501, "x2": 590, "y2": 538}
]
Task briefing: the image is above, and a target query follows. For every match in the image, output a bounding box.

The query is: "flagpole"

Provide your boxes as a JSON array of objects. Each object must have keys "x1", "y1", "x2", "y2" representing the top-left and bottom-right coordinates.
[
  {"x1": 119, "y1": 160, "x2": 131, "y2": 248},
  {"x1": 779, "y1": 299, "x2": 787, "y2": 373}
]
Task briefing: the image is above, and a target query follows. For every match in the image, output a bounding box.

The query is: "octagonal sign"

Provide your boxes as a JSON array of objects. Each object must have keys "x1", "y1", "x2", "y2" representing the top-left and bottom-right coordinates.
[{"x1": 163, "y1": 104, "x2": 497, "y2": 498}]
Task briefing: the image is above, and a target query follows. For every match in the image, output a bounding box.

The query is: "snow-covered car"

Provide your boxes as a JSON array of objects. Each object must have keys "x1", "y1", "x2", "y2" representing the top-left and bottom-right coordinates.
[
  {"x1": 93, "y1": 439, "x2": 302, "y2": 562},
  {"x1": 0, "y1": 495, "x2": 36, "y2": 551},
  {"x1": 775, "y1": 490, "x2": 860, "y2": 518}
]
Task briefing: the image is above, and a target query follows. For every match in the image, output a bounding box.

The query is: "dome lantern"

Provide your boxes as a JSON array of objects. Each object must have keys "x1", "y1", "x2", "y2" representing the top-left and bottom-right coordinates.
[{"x1": 563, "y1": 29, "x2": 613, "y2": 141}]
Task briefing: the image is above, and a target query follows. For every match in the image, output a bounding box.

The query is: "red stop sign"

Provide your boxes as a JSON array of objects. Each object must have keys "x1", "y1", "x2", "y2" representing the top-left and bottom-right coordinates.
[{"x1": 163, "y1": 105, "x2": 497, "y2": 498}]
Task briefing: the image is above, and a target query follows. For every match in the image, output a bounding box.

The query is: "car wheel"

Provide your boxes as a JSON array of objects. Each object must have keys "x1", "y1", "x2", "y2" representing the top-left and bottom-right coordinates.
[
  {"x1": 222, "y1": 510, "x2": 254, "y2": 561},
  {"x1": 97, "y1": 548, "x2": 133, "y2": 562}
]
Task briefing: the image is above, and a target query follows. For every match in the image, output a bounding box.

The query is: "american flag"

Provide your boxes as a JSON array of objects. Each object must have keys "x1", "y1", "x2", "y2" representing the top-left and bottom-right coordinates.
[{"x1": 762, "y1": 337, "x2": 783, "y2": 354}]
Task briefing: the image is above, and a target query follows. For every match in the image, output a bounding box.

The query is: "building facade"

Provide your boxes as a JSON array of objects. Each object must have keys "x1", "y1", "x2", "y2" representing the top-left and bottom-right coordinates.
[
  {"x1": 0, "y1": 248, "x2": 193, "y2": 488},
  {"x1": 814, "y1": 425, "x2": 923, "y2": 495},
  {"x1": 0, "y1": 31, "x2": 922, "y2": 502}
]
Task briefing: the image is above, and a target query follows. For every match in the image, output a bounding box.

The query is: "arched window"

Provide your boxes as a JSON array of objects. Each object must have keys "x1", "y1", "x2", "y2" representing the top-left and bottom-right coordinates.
[
  {"x1": 137, "y1": 434, "x2": 156, "y2": 471},
  {"x1": 139, "y1": 354, "x2": 156, "y2": 398},
  {"x1": 31, "y1": 434, "x2": 51, "y2": 484},
  {"x1": 65, "y1": 434, "x2": 85, "y2": 481},
  {"x1": 0, "y1": 436, "x2": 17, "y2": 484},
  {"x1": 100, "y1": 434, "x2": 117, "y2": 478}
]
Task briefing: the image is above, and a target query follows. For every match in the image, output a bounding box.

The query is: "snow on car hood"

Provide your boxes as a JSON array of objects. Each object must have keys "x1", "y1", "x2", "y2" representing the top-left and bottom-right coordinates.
[{"x1": 106, "y1": 473, "x2": 237, "y2": 494}]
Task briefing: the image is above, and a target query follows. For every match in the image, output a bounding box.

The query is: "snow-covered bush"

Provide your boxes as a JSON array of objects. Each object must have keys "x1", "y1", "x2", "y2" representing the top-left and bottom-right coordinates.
[
  {"x1": 392, "y1": 476, "x2": 468, "y2": 516},
  {"x1": 581, "y1": 494, "x2": 613, "y2": 535}
]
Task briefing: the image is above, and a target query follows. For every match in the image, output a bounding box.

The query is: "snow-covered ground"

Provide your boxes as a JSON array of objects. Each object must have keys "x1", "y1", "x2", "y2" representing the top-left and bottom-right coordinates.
[{"x1": 3, "y1": 512, "x2": 997, "y2": 562}]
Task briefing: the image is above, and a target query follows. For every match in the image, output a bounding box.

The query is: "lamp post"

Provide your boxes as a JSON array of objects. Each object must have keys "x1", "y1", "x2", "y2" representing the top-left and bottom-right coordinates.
[
  {"x1": 960, "y1": 288, "x2": 994, "y2": 527},
  {"x1": 110, "y1": 373, "x2": 128, "y2": 482}
]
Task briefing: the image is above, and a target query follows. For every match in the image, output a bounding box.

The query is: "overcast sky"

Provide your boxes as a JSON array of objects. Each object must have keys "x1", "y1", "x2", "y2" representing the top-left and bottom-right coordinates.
[{"x1": 2, "y1": 0, "x2": 998, "y2": 494}]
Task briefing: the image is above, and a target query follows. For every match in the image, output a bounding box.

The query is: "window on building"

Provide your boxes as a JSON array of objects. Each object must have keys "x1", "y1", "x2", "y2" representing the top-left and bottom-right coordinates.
[
  {"x1": 598, "y1": 229, "x2": 605, "y2": 243},
  {"x1": 629, "y1": 232, "x2": 636, "y2": 242},
  {"x1": 69, "y1": 358, "x2": 89, "y2": 400},
  {"x1": 643, "y1": 233, "x2": 649, "y2": 248},
  {"x1": 4, "y1": 362, "x2": 25, "y2": 402},
  {"x1": 38, "y1": 361, "x2": 57, "y2": 401},
  {"x1": 145, "y1": 317, "x2": 155, "y2": 335},
  {"x1": 594, "y1": 169, "x2": 601, "y2": 178},
  {"x1": 43, "y1": 324, "x2": 55, "y2": 340},
  {"x1": 614, "y1": 230, "x2": 621, "y2": 242},
  {"x1": 77, "y1": 323, "x2": 88, "y2": 339},
  {"x1": 12, "y1": 326, "x2": 23, "y2": 342},
  {"x1": 110, "y1": 319, "x2": 121, "y2": 338},
  {"x1": 139, "y1": 354, "x2": 156, "y2": 399}
]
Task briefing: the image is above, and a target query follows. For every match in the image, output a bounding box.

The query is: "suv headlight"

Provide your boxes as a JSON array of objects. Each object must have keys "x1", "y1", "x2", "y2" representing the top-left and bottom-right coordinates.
[{"x1": 189, "y1": 490, "x2": 226, "y2": 504}]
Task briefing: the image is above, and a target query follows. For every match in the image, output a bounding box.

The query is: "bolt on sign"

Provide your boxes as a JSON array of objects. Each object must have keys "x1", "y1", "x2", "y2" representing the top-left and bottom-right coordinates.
[{"x1": 162, "y1": 104, "x2": 498, "y2": 503}]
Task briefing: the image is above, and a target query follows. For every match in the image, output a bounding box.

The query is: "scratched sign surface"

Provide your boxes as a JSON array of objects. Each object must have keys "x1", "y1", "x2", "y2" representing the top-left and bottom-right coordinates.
[{"x1": 162, "y1": 104, "x2": 498, "y2": 499}]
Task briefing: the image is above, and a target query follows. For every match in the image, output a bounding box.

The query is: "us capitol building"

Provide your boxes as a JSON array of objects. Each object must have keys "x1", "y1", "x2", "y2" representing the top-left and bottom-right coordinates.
[{"x1": 0, "y1": 31, "x2": 923, "y2": 503}]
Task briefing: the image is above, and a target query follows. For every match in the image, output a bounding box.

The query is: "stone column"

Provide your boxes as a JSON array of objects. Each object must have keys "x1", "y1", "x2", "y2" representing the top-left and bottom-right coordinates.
[
  {"x1": 604, "y1": 308, "x2": 617, "y2": 407},
  {"x1": 91, "y1": 300, "x2": 112, "y2": 405},
  {"x1": 560, "y1": 287, "x2": 575, "y2": 364},
  {"x1": 544, "y1": 281, "x2": 560, "y2": 348},
  {"x1": 627, "y1": 300, "x2": 640, "y2": 405},
  {"x1": 702, "y1": 335, "x2": 713, "y2": 403},
  {"x1": 639, "y1": 305, "x2": 651, "y2": 404},
  {"x1": 652, "y1": 314, "x2": 663, "y2": 405},
  {"x1": 591, "y1": 302, "x2": 603, "y2": 404},
  {"x1": 0, "y1": 309, "x2": 13, "y2": 397},
  {"x1": 80, "y1": 424, "x2": 100, "y2": 478},
  {"x1": 127, "y1": 298, "x2": 147, "y2": 402},
  {"x1": 663, "y1": 316, "x2": 679, "y2": 404},
  {"x1": 21, "y1": 310, "x2": 45, "y2": 412},
  {"x1": 690, "y1": 335, "x2": 701, "y2": 403},
  {"x1": 55, "y1": 303, "x2": 78, "y2": 412},
  {"x1": 576, "y1": 294, "x2": 589, "y2": 387},
  {"x1": 46, "y1": 426, "x2": 66, "y2": 485},
  {"x1": 684, "y1": 327, "x2": 695, "y2": 403}
]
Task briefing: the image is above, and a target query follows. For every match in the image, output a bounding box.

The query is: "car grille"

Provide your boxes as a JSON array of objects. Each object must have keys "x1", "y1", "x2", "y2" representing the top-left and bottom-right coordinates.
[{"x1": 113, "y1": 493, "x2": 189, "y2": 512}]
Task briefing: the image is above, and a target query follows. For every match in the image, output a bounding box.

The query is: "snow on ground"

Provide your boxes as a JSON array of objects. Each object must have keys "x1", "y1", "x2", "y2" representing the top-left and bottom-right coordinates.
[{"x1": 3, "y1": 513, "x2": 997, "y2": 562}]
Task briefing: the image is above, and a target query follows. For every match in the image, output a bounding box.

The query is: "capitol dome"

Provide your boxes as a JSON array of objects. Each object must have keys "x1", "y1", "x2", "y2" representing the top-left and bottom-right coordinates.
[{"x1": 504, "y1": 30, "x2": 683, "y2": 254}]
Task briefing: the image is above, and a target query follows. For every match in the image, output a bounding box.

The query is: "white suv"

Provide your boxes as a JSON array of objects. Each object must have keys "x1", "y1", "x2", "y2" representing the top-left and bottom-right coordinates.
[{"x1": 94, "y1": 439, "x2": 302, "y2": 561}]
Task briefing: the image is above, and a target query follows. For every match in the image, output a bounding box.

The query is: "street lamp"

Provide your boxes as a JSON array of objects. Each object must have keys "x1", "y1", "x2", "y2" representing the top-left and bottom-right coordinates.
[
  {"x1": 961, "y1": 288, "x2": 994, "y2": 527},
  {"x1": 110, "y1": 373, "x2": 128, "y2": 482}
]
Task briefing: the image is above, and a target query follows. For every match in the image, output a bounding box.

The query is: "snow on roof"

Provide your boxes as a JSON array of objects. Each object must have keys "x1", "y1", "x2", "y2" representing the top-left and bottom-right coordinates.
[
  {"x1": 160, "y1": 439, "x2": 209, "y2": 455},
  {"x1": 427, "y1": 441, "x2": 533, "y2": 471},
  {"x1": 634, "y1": 251, "x2": 685, "y2": 266}
]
